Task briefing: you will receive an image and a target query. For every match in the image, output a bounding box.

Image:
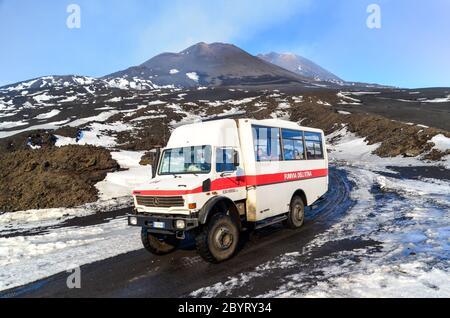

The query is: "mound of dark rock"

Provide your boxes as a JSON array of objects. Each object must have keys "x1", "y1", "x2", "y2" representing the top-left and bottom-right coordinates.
[{"x1": 0, "y1": 145, "x2": 119, "y2": 212}]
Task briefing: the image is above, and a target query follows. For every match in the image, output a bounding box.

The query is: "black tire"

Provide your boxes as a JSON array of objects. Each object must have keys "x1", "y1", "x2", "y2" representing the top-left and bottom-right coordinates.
[
  {"x1": 196, "y1": 213, "x2": 239, "y2": 263},
  {"x1": 286, "y1": 196, "x2": 305, "y2": 229},
  {"x1": 141, "y1": 227, "x2": 179, "y2": 255}
]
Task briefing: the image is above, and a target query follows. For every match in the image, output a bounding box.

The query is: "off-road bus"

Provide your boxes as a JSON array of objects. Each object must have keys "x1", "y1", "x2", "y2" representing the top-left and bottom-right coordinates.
[{"x1": 128, "y1": 118, "x2": 328, "y2": 263}]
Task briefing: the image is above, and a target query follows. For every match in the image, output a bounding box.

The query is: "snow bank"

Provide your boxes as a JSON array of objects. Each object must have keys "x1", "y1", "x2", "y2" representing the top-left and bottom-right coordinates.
[
  {"x1": 429, "y1": 134, "x2": 450, "y2": 152},
  {"x1": 0, "y1": 198, "x2": 131, "y2": 236},
  {"x1": 95, "y1": 151, "x2": 152, "y2": 200}
]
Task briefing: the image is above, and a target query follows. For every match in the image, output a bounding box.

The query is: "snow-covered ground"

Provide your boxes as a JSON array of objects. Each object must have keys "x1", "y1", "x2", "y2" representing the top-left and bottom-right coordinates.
[{"x1": 0, "y1": 215, "x2": 141, "y2": 291}]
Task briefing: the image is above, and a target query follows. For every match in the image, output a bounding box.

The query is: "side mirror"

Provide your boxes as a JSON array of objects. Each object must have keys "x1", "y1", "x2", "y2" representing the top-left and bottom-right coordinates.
[
  {"x1": 151, "y1": 148, "x2": 161, "y2": 178},
  {"x1": 233, "y1": 150, "x2": 240, "y2": 168}
]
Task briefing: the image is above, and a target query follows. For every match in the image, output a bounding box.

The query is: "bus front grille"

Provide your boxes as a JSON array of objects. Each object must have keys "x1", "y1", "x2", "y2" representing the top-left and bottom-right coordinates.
[{"x1": 135, "y1": 195, "x2": 184, "y2": 208}]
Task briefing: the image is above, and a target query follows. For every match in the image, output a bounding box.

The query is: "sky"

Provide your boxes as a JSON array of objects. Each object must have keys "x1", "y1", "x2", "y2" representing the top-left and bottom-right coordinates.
[{"x1": 0, "y1": 0, "x2": 449, "y2": 88}]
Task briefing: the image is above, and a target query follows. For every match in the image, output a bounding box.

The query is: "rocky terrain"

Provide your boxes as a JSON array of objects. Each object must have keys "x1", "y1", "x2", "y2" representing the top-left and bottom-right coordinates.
[{"x1": 0, "y1": 145, "x2": 118, "y2": 212}]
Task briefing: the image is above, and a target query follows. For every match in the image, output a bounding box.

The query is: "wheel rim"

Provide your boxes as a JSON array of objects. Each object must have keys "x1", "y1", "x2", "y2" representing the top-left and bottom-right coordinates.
[
  {"x1": 214, "y1": 226, "x2": 234, "y2": 250},
  {"x1": 293, "y1": 204, "x2": 304, "y2": 224}
]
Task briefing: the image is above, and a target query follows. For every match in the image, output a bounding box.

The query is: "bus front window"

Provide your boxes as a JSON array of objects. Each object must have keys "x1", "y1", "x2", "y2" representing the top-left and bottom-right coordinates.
[{"x1": 159, "y1": 146, "x2": 212, "y2": 175}]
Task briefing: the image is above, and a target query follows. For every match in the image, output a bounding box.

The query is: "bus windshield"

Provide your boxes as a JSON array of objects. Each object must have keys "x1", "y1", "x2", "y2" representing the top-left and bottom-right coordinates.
[{"x1": 158, "y1": 145, "x2": 212, "y2": 175}]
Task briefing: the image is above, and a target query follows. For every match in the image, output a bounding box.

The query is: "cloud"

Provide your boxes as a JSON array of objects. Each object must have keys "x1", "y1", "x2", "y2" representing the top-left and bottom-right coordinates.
[{"x1": 135, "y1": 0, "x2": 311, "y2": 62}]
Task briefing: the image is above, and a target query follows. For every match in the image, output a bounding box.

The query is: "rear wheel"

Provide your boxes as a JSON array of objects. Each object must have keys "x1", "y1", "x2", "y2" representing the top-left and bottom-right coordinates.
[
  {"x1": 285, "y1": 196, "x2": 305, "y2": 229},
  {"x1": 141, "y1": 227, "x2": 179, "y2": 255},
  {"x1": 196, "y1": 213, "x2": 239, "y2": 263}
]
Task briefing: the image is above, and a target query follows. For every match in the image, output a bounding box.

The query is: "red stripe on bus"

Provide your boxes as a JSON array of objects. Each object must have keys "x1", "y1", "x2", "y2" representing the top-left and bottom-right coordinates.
[
  {"x1": 246, "y1": 168, "x2": 328, "y2": 186},
  {"x1": 133, "y1": 168, "x2": 328, "y2": 196}
]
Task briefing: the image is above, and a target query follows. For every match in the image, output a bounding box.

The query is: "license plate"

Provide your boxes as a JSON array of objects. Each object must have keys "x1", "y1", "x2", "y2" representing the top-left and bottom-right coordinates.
[{"x1": 153, "y1": 221, "x2": 165, "y2": 229}]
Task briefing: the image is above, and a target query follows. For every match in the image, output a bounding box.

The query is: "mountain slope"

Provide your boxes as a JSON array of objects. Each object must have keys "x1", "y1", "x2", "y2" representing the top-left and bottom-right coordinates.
[
  {"x1": 106, "y1": 42, "x2": 312, "y2": 87},
  {"x1": 257, "y1": 52, "x2": 343, "y2": 82}
]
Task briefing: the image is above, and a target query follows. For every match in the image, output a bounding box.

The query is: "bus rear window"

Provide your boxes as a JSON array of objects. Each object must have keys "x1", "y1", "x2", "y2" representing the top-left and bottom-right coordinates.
[{"x1": 304, "y1": 132, "x2": 324, "y2": 159}]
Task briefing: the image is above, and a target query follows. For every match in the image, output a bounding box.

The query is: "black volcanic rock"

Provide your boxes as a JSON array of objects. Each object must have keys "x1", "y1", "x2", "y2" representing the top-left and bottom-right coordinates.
[
  {"x1": 106, "y1": 42, "x2": 312, "y2": 87},
  {"x1": 257, "y1": 52, "x2": 343, "y2": 82}
]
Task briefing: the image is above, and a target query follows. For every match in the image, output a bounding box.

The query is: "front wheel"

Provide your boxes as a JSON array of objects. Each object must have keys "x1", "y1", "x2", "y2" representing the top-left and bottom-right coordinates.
[
  {"x1": 141, "y1": 227, "x2": 179, "y2": 255},
  {"x1": 285, "y1": 196, "x2": 305, "y2": 229},
  {"x1": 195, "y1": 213, "x2": 239, "y2": 263}
]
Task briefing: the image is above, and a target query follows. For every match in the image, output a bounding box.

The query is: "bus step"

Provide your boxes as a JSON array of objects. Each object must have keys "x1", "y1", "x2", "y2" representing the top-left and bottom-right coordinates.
[{"x1": 255, "y1": 215, "x2": 288, "y2": 230}]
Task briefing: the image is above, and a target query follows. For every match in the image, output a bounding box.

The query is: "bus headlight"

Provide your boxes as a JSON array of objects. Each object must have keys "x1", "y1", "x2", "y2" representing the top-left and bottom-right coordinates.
[{"x1": 176, "y1": 220, "x2": 186, "y2": 229}]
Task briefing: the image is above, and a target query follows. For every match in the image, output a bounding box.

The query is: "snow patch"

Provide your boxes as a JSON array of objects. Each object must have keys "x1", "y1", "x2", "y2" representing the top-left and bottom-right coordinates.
[
  {"x1": 0, "y1": 120, "x2": 28, "y2": 129},
  {"x1": 59, "y1": 96, "x2": 77, "y2": 103},
  {"x1": 421, "y1": 95, "x2": 450, "y2": 103},
  {"x1": 96, "y1": 151, "x2": 151, "y2": 200},
  {"x1": 0, "y1": 119, "x2": 70, "y2": 139},
  {"x1": 429, "y1": 134, "x2": 450, "y2": 153},
  {"x1": 67, "y1": 111, "x2": 119, "y2": 127},
  {"x1": 34, "y1": 109, "x2": 60, "y2": 120},
  {"x1": 186, "y1": 72, "x2": 199, "y2": 82},
  {"x1": 337, "y1": 92, "x2": 362, "y2": 105}
]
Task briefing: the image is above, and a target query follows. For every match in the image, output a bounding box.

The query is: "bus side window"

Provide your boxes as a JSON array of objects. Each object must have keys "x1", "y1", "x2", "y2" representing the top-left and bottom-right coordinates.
[
  {"x1": 252, "y1": 126, "x2": 282, "y2": 162},
  {"x1": 304, "y1": 132, "x2": 324, "y2": 159},
  {"x1": 282, "y1": 129, "x2": 305, "y2": 160},
  {"x1": 216, "y1": 148, "x2": 238, "y2": 172}
]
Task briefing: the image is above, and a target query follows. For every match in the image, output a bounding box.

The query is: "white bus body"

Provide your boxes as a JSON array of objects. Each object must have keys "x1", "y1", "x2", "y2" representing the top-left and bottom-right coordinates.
[{"x1": 129, "y1": 118, "x2": 328, "y2": 262}]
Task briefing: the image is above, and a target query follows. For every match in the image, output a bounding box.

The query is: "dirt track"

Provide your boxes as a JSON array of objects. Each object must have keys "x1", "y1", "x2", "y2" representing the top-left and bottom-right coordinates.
[{"x1": 0, "y1": 167, "x2": 366, "y2": 298}]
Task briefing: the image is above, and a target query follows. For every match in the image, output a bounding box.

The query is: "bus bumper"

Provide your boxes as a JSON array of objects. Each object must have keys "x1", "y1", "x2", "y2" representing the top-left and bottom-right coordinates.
[{"x1": 127, "y1": 214, "x2": 199, "y2": 234}]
